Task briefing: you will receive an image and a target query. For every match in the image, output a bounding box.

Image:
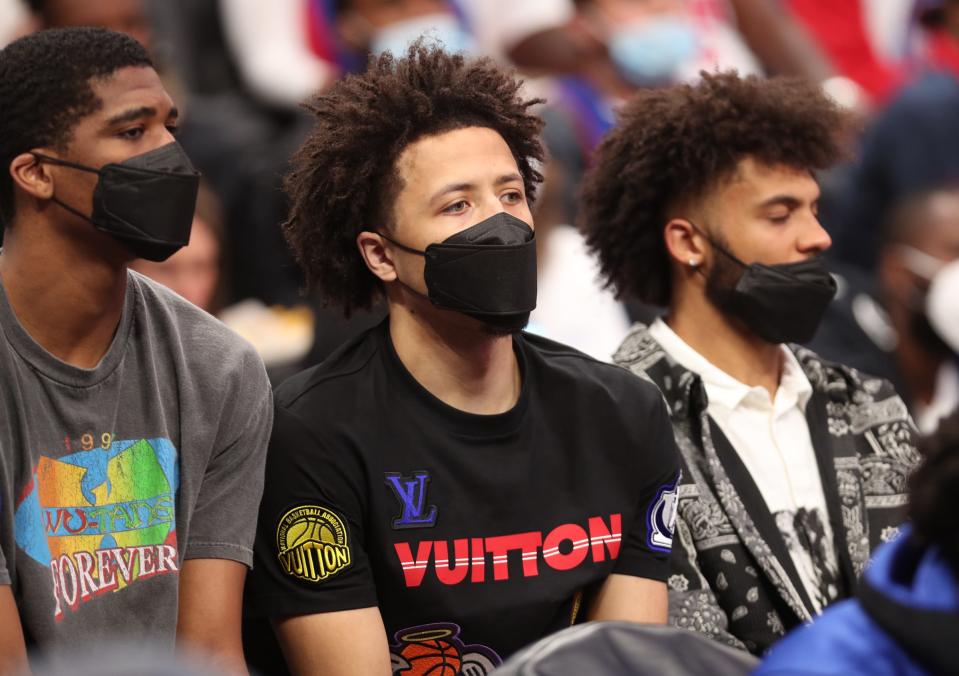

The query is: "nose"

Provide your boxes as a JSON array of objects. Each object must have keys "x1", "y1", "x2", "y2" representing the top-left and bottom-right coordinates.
[{"x1": 799, "y1": 216, "x2": 832, "y2": 255}]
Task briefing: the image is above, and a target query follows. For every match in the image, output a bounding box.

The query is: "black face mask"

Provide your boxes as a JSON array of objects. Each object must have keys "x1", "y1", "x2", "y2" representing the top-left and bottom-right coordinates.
[
  {"x1": 380, "y1": 212, "x2": 537, "y2": 332},
  {"x1": 698, "y1": 227, "x2": 837, "y2": 344},
  {"x1": 33, "y1": 142, "x2": 200, "y2": 262}
]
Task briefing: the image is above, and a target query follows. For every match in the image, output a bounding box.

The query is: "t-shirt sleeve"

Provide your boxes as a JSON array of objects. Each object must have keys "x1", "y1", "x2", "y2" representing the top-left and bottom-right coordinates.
[
  {"x1": 613, "y1": 391, "x2": 681, "y2": 582},
  {"x1": 184, "y1": 360, "x2": 274, "y2": 566},
  {"x1": 245, "y1": 404, "x2": 377, "y2": 619}
]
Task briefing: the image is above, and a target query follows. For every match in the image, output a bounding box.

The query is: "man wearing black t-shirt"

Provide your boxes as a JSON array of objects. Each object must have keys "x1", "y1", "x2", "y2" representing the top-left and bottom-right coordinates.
[{"x1": 245, "y1": 43, "x2": 681, "y2": 675}]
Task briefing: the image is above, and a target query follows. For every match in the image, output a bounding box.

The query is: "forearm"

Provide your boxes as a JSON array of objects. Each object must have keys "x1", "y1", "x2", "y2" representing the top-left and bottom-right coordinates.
[
  {"x1": 177, "y1": 559, "x2": 248, "y2": 674},
  {"x1": 0, "y1": 585, "x2": 29, "y2": 675},
  {"x1": 274, "y1": 607, "x2": 391, "y2": 676},
  {"x1": 588, "y1": 574, "x2": 668, "y2": 624}
]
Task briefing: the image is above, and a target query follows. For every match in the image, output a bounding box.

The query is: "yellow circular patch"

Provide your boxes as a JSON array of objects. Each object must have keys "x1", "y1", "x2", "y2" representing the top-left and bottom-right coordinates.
[{"x1": 276, "y1": 505, "x2": 351, "y2": 583}]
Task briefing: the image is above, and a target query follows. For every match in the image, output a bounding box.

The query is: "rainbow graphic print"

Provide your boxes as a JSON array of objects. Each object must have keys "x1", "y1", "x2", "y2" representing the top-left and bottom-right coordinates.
[{"x1": 14, "y1": 438, "x2": 179, "y2": 620}]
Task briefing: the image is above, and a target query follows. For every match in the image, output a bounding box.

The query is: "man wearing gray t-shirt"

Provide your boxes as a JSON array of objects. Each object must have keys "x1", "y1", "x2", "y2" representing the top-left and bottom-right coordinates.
[{"x1": 0, "y1": 28, "x2": 272, "y2": 671}]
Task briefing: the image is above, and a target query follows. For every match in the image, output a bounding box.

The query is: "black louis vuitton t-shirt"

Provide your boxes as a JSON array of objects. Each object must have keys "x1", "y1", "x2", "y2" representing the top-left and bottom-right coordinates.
[{"x1": 246, "y1": 321, "x2": 680, "y2": 671}]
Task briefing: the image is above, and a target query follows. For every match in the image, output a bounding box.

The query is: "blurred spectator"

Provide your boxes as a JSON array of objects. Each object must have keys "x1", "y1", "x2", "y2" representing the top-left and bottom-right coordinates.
[
  {"x1": 875, "y1": 189, "x2": 959, "y2": 431},
  {"x1": 0, "y1": 0, "x2": 33, "y2": 44},
  {"x1": 130, "y1": 182, "x2": 227, "y2": 314},
  {"x1": 811, "y1": 187, "x2": 959, "y2": 433},
  {"x1": 755, "y1": 409, "x2": 959, "y2": 675},
  {"x1": 826, "y1": 71, "x2": 959, "y2": 270},
  {"x1": 318, "y1": 0, "x2": 473, "y2": 68},
  {"x1": 26, "y1": 0, "x2": 153, "y2": 50},
  {"x1": 911, "y1": 0, "x2": 959, "y2": 79},
  {"x1": 219, "y1": 0, "x2": 335, "y2": 108},
  {"x1": 457, "y1": 0, "x2": 579, "y2": 66},
  {"x1": 784, "y1": 0, "x2": 907, "y2": 104},
  {"x1": 540, "y1": 0, "x2": 764, "y2": 224},
  {"x1": 527, "y1": 163, "x2": 631, "y2": 361}
]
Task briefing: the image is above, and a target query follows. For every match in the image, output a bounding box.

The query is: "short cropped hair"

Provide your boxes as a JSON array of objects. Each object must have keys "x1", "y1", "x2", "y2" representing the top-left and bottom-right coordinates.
[
  {"x1": 0, "y1": 27, "x2": 153, "y2": 225},
  {"x1": 284, "y1": 42, "x2": 544, "y2": 315},
  {"x1": 580, "y1": 71, "x2": 844, "y2": 306},
  {"x1": 910, "y1": 411, "x2": 959, "y2": 577}
]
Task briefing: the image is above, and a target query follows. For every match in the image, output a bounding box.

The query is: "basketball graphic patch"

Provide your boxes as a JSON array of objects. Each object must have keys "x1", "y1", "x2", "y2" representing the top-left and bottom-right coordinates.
[
  {"x1": 276, "y1": 504, "x2": 351, "y2": 583},
  {"x1": 389, "y1": 622, "x2": 501, "y2": 675}
]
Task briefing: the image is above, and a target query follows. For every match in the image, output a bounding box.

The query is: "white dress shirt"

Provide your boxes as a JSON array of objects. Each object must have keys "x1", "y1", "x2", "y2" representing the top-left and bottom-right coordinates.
[{"x1": 649, "y1": 318, "x2": 840, "y2": 612}]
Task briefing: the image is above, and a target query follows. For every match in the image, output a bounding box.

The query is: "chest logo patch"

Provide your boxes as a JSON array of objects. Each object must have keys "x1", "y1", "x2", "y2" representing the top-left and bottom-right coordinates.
[
  {"x1": 276, "y1": 504, "x2": 351, "y2": 583},
  {"x1": 385, "y1": 471, "x2": 438, "y2": 530}
]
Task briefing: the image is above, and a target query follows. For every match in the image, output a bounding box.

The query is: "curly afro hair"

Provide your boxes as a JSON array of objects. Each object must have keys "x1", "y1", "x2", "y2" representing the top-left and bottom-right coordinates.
[
  {"x1": 909, "y1": 410, "x2": 959, "y2": 577},
  {"x1": 284, "y1": 42, "x2": 544, "y2": 316},
  {"x1": 0, "y1": 27, "x2": 153, "y2": 226},
  {"x1": 580, "y1": 71, "x2": 844, "y2": 307}
]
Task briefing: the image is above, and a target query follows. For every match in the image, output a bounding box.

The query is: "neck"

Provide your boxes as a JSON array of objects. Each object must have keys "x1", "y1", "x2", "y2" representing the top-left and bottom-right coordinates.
[
  {"x1": 667, "y1": 289, "x2": 783, "y2": 397},
  {"x1": 388, "y1": 304, "x2": 521, "y2": 415},
  {"x1": 0, "y1": 220, "x2": 128, "y2": 368}
]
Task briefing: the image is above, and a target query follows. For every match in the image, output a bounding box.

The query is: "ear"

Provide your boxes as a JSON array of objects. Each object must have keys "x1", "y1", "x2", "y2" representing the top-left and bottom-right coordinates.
[
  {"x1": 663, "y1": 218, "x2": 709, "y2": 272},
  {"x1": 9, "y1": 151, "x2": 54, "y2": 201},
  {"x1": 357, "y1": 230, "x2": 397, "y2": 283}
]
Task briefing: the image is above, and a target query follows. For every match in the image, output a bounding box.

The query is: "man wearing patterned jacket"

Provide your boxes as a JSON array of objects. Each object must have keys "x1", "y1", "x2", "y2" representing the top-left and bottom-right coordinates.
[{"x1": 580, "y1": 71, "x2": 920, "y2": 654}]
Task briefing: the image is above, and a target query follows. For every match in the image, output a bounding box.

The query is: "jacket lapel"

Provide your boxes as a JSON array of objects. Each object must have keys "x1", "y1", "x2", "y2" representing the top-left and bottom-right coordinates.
[
  {"x1": 798, "y1": 352, "x2": 871, "y2": 585},
  {"x1": 706, "y1": 416, "x2": 818, "y2": 617},
  {"x1": 629, "y1": 329, "x2": 816, "y2": 622}
]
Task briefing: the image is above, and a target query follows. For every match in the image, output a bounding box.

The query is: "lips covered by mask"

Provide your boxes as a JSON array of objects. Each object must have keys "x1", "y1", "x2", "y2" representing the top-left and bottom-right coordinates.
[
  {"x1": 697, "y1": 225, "x2": 837, "y2": 344},
  {"x1": 380, "y1": 212, "x2": 537, "y2": 332},
  {"x1": 371, "y1": 13, "x2": 475, "y2": 57},
  {"x1": 34, "y1": 141, "x2": 200, "y2": 262},
  {"x1": 608, "y1": 16, "x2": 699, "y2": 86}
]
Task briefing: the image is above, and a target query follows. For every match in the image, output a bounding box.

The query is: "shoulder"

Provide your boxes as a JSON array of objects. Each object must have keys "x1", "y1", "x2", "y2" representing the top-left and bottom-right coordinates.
[
  {"x1": 790, "y1": 344, "x2": 905, "y2": 407},
  {"x1": 274, "y1": 324, "x2": 381, "y2": 414},
  {"x1": 129, "y1": 270, "x2": 268, "y2": 388},
  {"x1": 521, "y1": 330, "x2": 664, "y2": 409}
]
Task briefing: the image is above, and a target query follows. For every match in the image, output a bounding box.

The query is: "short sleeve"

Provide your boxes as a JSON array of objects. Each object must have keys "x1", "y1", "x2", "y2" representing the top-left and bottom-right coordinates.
[
  {"x1": 245, "y1": 405, "x2": 377, "y2": 619},
  {"x1": 184, "y1": 363, "x2": 274, "y2": 566},
  {"x1": 613, "y1": 392, "x2": 682, "y2": 582}
]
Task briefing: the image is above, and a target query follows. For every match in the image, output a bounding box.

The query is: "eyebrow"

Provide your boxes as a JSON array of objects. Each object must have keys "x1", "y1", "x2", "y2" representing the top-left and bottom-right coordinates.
[
  {"x1": 105, "y1": 105, "x2": 179, "y2": 126},
  {"x1": 429, "y1": 173, "x2": 524, "y2": 204},
  {"x1": 757, "y1": 194, "x2": 817, "y2": 210}
]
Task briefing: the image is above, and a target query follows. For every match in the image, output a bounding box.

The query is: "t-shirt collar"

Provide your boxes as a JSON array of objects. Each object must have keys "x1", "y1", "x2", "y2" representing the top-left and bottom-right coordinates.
[{"x1": 0, "y1": 266, "x2": 136, "y2": 388}]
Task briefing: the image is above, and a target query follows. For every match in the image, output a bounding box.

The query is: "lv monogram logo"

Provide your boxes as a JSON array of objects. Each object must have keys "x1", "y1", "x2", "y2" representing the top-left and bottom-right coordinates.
[{"x1": 384, "y1": 471, "x2": 438, "y2": 529}]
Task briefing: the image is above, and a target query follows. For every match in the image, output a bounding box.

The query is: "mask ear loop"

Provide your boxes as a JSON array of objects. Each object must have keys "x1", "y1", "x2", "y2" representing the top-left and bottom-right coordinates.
[
  {"x1": 31, "y1": 152, "x2": 102, "y2": 175},
  {"x1": 377, "y1": 231, "x2": 426, "y2": 257},
  {"x1": 375, "y1": 231, "x2": 435, "y2": 304},
  {"x1": 30, "y1": 152, "x2": 100, "y2": 224},
  {"x1": 685, "y1": 220, "x2": 750, "y2": 270}
]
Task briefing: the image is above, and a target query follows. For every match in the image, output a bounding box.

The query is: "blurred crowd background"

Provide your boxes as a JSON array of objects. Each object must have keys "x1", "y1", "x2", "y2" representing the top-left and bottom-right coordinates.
[{"x1": 1, "y1": 0, "x2": 957, "y2": 432}]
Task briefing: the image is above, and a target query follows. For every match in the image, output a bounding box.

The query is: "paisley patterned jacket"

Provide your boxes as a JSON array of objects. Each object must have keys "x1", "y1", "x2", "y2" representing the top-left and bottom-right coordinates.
[{"x1": 614, "y1": 324, "x2": 920, "y2": 655}]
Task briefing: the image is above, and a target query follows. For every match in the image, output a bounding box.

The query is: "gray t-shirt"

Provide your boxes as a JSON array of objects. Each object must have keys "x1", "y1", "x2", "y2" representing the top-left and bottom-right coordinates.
[{"x1": 0, "y1": 269, "x2": 272, "y2": 649}]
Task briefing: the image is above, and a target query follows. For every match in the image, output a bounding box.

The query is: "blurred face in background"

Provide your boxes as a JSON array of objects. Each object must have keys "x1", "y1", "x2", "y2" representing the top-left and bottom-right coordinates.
[
  {"x1": 131, "y1": 215, "x2": 220, "y2": 312},
  {"x1": 580, "y1": 0, "x2": 699, "y2": 88},
  {"x1": 588, "y1": 0, "x2": 686, "y2": 24},
  {"x1": 337, "y1": 0, "x2": 470, "y2": 56},
  {"x1": 36, "y1": 0, "x2": 152, "y2": 50},
  {"x1": 879, "y1": 190, "x2": 959, "y2": 353}
]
